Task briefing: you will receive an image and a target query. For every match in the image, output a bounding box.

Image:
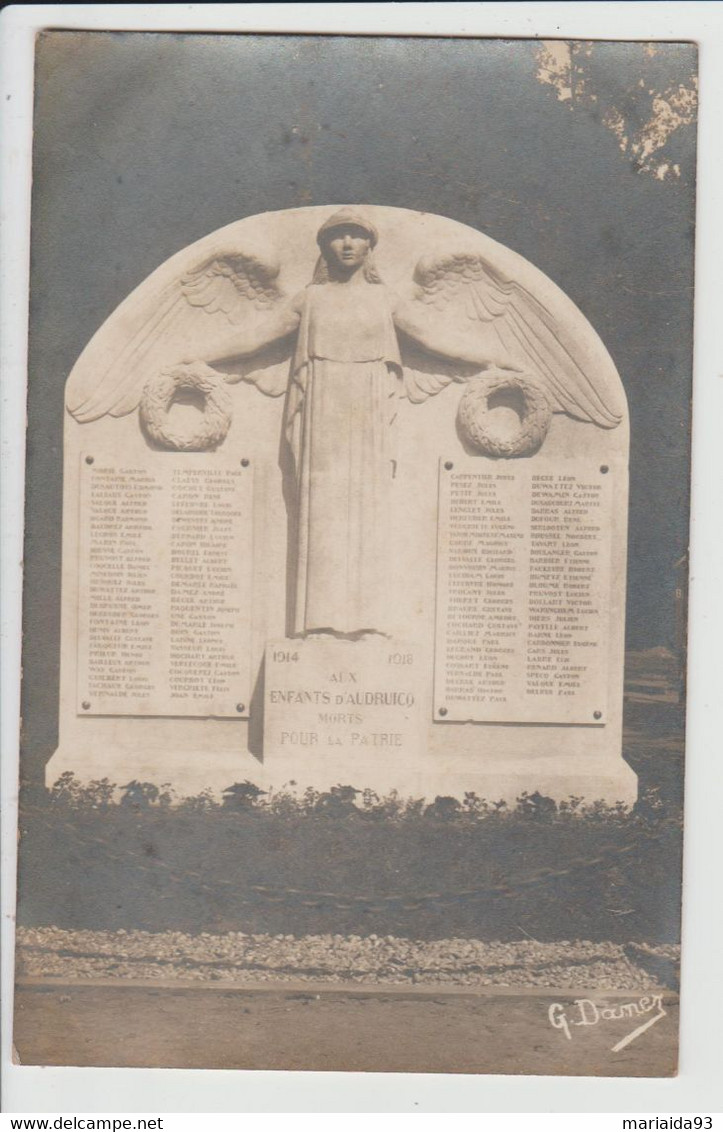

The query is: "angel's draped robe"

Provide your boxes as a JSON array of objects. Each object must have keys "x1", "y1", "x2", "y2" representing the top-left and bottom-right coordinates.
[{"x1": 285, "y1": 281, "x2": 401, "y2": 635}]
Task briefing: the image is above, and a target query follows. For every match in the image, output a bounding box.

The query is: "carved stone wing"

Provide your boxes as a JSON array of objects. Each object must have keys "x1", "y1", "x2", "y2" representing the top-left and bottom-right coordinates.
[
  {"x1": 66, "y1": 251, "x2": 289, "y2": 423},
  {"x1": 398, "y1": 251, "x2": 625, "y2": 429},
  {"x1": 398, "y1": 341, "x2": 482, "y2": 405}
]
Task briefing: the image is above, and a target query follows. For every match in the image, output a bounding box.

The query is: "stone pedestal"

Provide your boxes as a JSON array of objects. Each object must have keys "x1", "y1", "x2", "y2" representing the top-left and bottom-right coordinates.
[{"x1": 262, "y1": 637, "x2": 426, "y2": 792}]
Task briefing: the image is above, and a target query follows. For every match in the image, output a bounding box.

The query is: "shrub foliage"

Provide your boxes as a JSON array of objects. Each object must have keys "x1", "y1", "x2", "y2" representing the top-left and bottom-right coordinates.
[{"x1": 16, "y1": 774, "x2": 681, "y2": 944}]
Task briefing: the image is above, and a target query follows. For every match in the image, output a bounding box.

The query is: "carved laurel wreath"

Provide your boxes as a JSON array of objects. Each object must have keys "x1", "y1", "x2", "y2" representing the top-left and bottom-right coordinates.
[
  {"x1": 139, "y1": 364, "x2": 233, "y2": 451},
  {"x1": 457, "y1": 372, "x2": 552, "y2": 458}
]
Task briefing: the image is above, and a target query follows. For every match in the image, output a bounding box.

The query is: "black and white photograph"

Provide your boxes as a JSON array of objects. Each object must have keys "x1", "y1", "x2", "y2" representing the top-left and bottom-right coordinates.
[{"x1": 3, "y1": 4, "x2": 720, "y2": 1110}]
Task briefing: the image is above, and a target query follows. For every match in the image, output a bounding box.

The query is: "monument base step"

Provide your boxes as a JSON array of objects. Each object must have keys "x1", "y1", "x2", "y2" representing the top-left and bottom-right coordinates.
[{"x1": 46, "y1": 746, "x2": 637, "y2": 807}]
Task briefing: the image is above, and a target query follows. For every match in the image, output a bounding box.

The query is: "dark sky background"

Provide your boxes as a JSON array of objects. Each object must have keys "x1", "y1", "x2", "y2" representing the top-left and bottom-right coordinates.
[{"x1": 22, "y1": 33, "x2": 696, "y2": 774}]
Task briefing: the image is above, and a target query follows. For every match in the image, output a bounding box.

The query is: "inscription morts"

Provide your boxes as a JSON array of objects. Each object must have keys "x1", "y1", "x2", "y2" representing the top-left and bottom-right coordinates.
[
  {"x1": 77, "y1": 454, "x2": 253, "y2": 716},
  {"x1": 435, "y1": 458, "x2": 613, "y2": 724},
  {"x1": 264, "y1": 638, "x2": 424, "y2": 759}
]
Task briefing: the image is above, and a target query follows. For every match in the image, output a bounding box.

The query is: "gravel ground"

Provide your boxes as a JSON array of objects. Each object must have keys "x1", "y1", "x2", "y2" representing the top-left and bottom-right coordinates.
[{"x1": 15, "y1": 927, "x2": 678, "y2": 989}]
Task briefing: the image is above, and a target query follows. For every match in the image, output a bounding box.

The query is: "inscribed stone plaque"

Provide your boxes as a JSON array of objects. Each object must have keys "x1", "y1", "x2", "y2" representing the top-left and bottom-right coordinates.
[
  {"x1": 77, "y1": 453, "x2": 253, "y2": 717},
  {"x1": 264, "y1": 637, "x2": 424, "y2": 759},
  {"x1": 435, "y1": 457, "x2": 613, "y2": 724}
]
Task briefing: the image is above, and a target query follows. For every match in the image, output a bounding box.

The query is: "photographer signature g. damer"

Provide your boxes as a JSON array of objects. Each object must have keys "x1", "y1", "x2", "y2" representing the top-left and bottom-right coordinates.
[{"x1": 548, "y1": 994, "x2": 666, "y2": 1052}]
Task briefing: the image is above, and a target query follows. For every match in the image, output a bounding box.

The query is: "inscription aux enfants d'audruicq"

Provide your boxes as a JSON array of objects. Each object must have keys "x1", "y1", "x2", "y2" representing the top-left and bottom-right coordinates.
[{"x1": 263, "y1": 639, "x2": 424, "y2": 756}]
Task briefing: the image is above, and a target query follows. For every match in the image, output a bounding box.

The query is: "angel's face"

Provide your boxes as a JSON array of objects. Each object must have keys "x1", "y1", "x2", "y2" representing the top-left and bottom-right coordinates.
[{"x1": 323, "y1": 225, "x2": 372, "y2": 273}]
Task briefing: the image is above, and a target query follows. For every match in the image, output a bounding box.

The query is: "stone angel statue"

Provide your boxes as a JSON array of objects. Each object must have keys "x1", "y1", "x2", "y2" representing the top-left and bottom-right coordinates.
[{"x1": 67, "y1": 208, "x2": 624, "y2": 638}]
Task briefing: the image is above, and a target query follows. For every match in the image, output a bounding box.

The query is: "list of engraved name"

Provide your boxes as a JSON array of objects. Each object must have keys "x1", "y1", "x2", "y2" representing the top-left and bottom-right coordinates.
[
  {"x1": 80, "y1": 460, "x2": 250, "y2": 716},
  {"x1": 437, "y1": 464, "x2": 611, "y2": 723},
  {"x1": 169, "y1": 467, "x2": 243, "y2": 704},
  {"x1": 86, "y1": 466, "x2": 160, "y2": 701}
]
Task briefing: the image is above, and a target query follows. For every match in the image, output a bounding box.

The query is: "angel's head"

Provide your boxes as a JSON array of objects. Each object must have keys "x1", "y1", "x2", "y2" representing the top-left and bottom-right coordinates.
[{"x1": 313, "y1": 208, "x2": 382, "y2": 284}]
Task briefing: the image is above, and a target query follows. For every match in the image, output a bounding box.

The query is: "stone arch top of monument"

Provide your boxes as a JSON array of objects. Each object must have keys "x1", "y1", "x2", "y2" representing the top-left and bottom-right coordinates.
[{"x1": 65, "y1": 204, "x2": 626, "y2": 435}]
